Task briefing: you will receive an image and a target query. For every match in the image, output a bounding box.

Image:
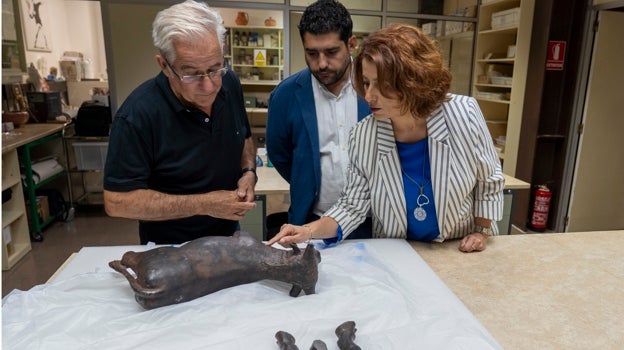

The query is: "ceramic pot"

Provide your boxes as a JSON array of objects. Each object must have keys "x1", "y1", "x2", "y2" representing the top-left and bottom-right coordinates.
[
  {"x1": 235, "y1": 11, "x2": 249, "y2": 26},
  {"x1": 264, "y1": 17, "x2": 276, "y2": 27}
]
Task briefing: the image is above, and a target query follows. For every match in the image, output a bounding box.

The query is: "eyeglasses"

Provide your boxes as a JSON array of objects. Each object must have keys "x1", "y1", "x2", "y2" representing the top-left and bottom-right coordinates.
[{"x1": 165, "y1": 59, "x2": 227, "y2": 84}]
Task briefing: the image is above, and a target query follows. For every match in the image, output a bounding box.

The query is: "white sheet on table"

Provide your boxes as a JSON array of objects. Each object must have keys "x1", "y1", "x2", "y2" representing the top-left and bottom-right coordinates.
[{"x1": 2, "y1": 240, "x2": 501, "y2": 350}]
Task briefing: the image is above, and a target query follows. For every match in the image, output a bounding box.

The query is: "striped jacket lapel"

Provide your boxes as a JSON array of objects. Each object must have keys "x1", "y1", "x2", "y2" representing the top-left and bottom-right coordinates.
[
  {"x1": 375, "y1": 119, "x2": 407, "y2": 238},
  {"x1": 427, "y1": 107, "x2": 451, "y2": 240}
]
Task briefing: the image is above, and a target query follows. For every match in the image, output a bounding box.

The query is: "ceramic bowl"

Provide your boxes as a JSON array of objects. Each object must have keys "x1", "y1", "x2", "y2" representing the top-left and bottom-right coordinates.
[{"x1": 2, "y1": 111, "x2": 30, "y2": 127}]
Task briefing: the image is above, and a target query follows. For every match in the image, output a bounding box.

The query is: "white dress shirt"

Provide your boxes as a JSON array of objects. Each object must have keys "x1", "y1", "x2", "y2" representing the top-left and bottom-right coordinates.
[{"x1": 311, "y1": 73, "x2": 358, "y2": 216}]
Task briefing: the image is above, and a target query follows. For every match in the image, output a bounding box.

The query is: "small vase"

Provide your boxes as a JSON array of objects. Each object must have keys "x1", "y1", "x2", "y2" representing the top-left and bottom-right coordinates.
[
  {"x1": 235, "y1": 12, "x2": 249, "y2": 26},
  {"x1": 264, "y1": 17, "x2": 276, "y2": 27}
]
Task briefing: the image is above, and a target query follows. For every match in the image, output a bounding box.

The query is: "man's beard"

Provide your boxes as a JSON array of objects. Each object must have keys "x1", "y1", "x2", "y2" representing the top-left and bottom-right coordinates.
[{"x1": 311, "y1": 59, "x2": 350, "y2": 87}]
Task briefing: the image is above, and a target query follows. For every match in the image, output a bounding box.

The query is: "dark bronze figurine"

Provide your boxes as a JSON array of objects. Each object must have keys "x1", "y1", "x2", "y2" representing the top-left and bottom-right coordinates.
[
  {"x1": 275, "y1": 331, "x2": 299, "y2": 350},
  {"x1": 335, "y1": 321, "x2": 361, "y2": 350},
  {"x1": 109, "y1": 231, "x2": 321, "y2": 309},
  {"x1": 274, "y1": 331, "x2": 328, "y2": 350},
  {"x1": 275, "y1": 321, "x2": 359, "y2": 350},
  {"x1": 310, "y1": 340, "x2": 329, "y2": 350}
]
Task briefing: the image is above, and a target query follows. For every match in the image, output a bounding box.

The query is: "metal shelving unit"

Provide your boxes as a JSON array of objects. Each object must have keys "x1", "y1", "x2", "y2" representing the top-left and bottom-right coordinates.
[
  {"x1": 62, "y1": 124, "x2": 108, "y2": 206},
  {"x1": 19, "y1": 130, "x2": 72, "y2": 238}
]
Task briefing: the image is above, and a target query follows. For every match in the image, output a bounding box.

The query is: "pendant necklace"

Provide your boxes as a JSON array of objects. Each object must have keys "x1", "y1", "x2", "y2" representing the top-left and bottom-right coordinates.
[{"x1": 401, "y1": 143, "x2": 430, "y2": 221}]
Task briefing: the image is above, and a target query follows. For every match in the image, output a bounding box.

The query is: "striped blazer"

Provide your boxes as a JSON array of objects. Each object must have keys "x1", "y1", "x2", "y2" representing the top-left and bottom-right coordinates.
[{"x1": 324, "y1": 94, "x2": 505, "y2": 241}]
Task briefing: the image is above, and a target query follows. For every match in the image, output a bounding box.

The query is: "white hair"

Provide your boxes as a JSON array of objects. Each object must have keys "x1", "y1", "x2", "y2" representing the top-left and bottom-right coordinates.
[{"x1": 152, "y1": 0, "x2": 226, "y2": 62}]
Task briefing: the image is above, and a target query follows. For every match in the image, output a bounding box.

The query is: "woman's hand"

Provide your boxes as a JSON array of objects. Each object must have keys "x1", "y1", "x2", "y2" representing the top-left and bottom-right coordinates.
[
  {"x1": 459, "y1": 232, "x2": 488, "y2": 253},
  {"x1": 265, "y1": 224, "x2": 312, "y2": 247}
]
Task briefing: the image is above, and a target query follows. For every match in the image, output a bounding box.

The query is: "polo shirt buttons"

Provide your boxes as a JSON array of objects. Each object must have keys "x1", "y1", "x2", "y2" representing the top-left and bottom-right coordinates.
[{"x1": 204, "y1": 117, "x2": 210, "y2": 123}]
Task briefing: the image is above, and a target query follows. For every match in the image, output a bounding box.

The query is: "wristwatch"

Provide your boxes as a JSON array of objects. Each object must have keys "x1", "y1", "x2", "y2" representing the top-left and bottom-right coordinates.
[
  {"x1": 241, "y1": 167, "x2": 257, "y2": 183},
  {"x1": 473, "y1": 224, "x2": 493, "y2": 236}
]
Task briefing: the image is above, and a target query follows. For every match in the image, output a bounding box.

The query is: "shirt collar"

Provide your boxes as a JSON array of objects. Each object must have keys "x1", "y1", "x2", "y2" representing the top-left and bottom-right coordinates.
[{"x1": 311, "y1": 59, "x2": 354, "y2": 99}]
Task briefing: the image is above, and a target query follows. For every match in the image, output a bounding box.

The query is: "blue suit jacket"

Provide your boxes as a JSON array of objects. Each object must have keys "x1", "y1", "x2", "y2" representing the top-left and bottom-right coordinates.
[{"x1": 266, "y1": 68, "x2": 371, "y2": 225}]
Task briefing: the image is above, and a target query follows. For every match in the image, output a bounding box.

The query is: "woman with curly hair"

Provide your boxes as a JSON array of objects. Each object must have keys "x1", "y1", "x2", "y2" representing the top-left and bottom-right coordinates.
[{"x1": 267, "y1": 24, "x2": 504, "y2": 253}]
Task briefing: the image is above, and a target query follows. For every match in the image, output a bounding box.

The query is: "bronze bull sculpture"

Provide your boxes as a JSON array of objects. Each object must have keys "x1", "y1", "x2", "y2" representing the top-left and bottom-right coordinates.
[{"x1": 109, "y1": 231, "x2": 321, "y2": 309}]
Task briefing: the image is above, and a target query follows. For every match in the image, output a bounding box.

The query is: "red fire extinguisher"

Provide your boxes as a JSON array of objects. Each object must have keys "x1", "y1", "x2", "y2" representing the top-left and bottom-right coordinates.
[{"x1": 530, "y1": 184, "x2": 551, "y2": 231}]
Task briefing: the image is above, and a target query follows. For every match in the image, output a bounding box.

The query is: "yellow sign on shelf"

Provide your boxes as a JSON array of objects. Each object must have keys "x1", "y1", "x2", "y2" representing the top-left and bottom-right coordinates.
[{"x1": 254, "y1": 49, "x2": 266, "y2": 66}]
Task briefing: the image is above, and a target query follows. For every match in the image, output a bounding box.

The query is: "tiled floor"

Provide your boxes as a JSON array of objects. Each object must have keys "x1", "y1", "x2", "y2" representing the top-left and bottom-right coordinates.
[{"x1": 2, "y1": 206, "x2": 139, "y2": 297}]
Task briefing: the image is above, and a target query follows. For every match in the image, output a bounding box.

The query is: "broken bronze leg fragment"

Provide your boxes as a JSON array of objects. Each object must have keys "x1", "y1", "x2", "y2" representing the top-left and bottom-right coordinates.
[
  {"x1": 109, "y1": 231, "x2": 321, "y2": 309},
  {"x1": 336, "y1": 321, "x2": 361, "y2": 350},
  {"x1": 310, "y1": 339, "x2": 328, "y2": 350},
  {"x1": 275, "y1": 321, "x2": 360, "y2": 349},
  {"x1": 275, "y1": 330, "x2": 299, "y2": 350}
]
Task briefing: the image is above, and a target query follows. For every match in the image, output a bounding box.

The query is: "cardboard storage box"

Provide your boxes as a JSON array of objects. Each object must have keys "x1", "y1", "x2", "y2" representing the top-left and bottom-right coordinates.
[
  {"x1": 491, "y1": 7, "x2": 520, "y2": 29},
  {"x1": 445, "y1": 21, "x2": 464, "y2": 35},
  {"x1": 422, "y1": 22, "x2": 436, "y2": 36},
  {"x1": 26, "y1": 196, "x2": 50, "y2": 225},
  {"x1": 59, "y1": 60, "x2": 82, "y2": 82},
  {"x1": 490, "y1": 76, "x2": 513, "y2": 86}
]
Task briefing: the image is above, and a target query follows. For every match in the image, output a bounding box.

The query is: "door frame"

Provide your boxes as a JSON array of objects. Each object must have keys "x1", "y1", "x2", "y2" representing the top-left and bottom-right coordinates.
[{"x1": 559, "y1": 5, "x2": 624, "y2": 231}]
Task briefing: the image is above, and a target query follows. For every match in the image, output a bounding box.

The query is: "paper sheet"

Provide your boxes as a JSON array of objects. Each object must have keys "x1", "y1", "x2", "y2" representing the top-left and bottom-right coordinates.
[{"x1": 2, "y1": 240, "x2": 501, "y2": 350}]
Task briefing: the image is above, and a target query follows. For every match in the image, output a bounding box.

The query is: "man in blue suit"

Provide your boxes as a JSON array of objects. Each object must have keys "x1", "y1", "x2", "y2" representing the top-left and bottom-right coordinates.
[{"x1": 267, "y1": 0, "x2": 372, "y2": 238}]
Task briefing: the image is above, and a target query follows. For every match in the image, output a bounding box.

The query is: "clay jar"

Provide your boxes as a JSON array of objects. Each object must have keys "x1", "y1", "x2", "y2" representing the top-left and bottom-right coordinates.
[
  {"x1": 264, "y1": 16, "x2": 276, "y2": 27},
  {"x1": 235, "y1": 11, "x2": 249, "y2": 26}
]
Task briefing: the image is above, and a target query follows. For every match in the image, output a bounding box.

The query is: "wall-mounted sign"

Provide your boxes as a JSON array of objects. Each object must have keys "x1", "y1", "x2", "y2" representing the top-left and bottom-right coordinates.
[
  {"x1": 546, "y1": 41, "x2": 566, "y2": 71},
  {"x1": 254, "y1": 49, "x2": 266, "y2": 66}
]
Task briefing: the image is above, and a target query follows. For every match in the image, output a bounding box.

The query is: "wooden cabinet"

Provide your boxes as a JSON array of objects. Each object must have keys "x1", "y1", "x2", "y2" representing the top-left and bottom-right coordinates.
[
  {"x1": 2, "y1": 148, "x2": 31, "y2": 270},
  {"x1": 437, "y1": 31, "x2": 475, "y2": 96},
  {"x1": 472, "y1": 0, "x2": 535, "y2": 175},
  {"x1": 2, "y1": 124, "x2": 71, "y2": 256}
]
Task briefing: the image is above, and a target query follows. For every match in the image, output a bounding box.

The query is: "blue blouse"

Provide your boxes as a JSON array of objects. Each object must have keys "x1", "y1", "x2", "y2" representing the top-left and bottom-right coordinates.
[{"x1": 396, "y1": 138, "x2": 440, "y2": 242}]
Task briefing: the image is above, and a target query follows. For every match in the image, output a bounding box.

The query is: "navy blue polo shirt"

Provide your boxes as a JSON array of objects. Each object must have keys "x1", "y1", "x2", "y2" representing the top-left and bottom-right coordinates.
[{"x1": 104, "y1": 71, "x2": 251, "y2": 244}]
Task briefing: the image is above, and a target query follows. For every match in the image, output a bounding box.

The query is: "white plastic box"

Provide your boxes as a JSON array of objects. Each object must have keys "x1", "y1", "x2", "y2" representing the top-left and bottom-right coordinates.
[
  {"x1": 445, "y1": 21, "x2": 464, "y2": 35},
  {"x1": 436, "y1": 20, "x2": 445, "y2": 37},
  {"x1": 490, "y1": 76, "x2": 513, "y2": 86},
  {"x1": 72, "y1": 142, "x2": 108, "y2": 170},
  {"x1": 491, "y1": 7, "x2": 520, "y2": 29}
]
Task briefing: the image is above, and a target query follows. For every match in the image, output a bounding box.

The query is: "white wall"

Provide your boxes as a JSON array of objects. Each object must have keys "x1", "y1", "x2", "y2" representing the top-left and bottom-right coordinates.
[
  {"x1": 103, "y1": 3, "x2": 285, "y2": 110},
  {"x1": 20, "y1": 0, "x2": 106, "y2": 80}
]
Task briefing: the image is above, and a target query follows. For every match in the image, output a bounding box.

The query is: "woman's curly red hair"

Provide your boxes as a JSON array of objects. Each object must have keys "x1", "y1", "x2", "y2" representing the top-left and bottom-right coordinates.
[{"x1": 354, "y1": 23, "x2": 451, "y2": 119}]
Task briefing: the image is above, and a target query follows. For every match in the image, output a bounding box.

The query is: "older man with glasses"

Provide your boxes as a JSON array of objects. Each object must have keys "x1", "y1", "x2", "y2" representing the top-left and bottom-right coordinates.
[{"x1": 104, "y1": 0, "x2": 257, "y2": 245}]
